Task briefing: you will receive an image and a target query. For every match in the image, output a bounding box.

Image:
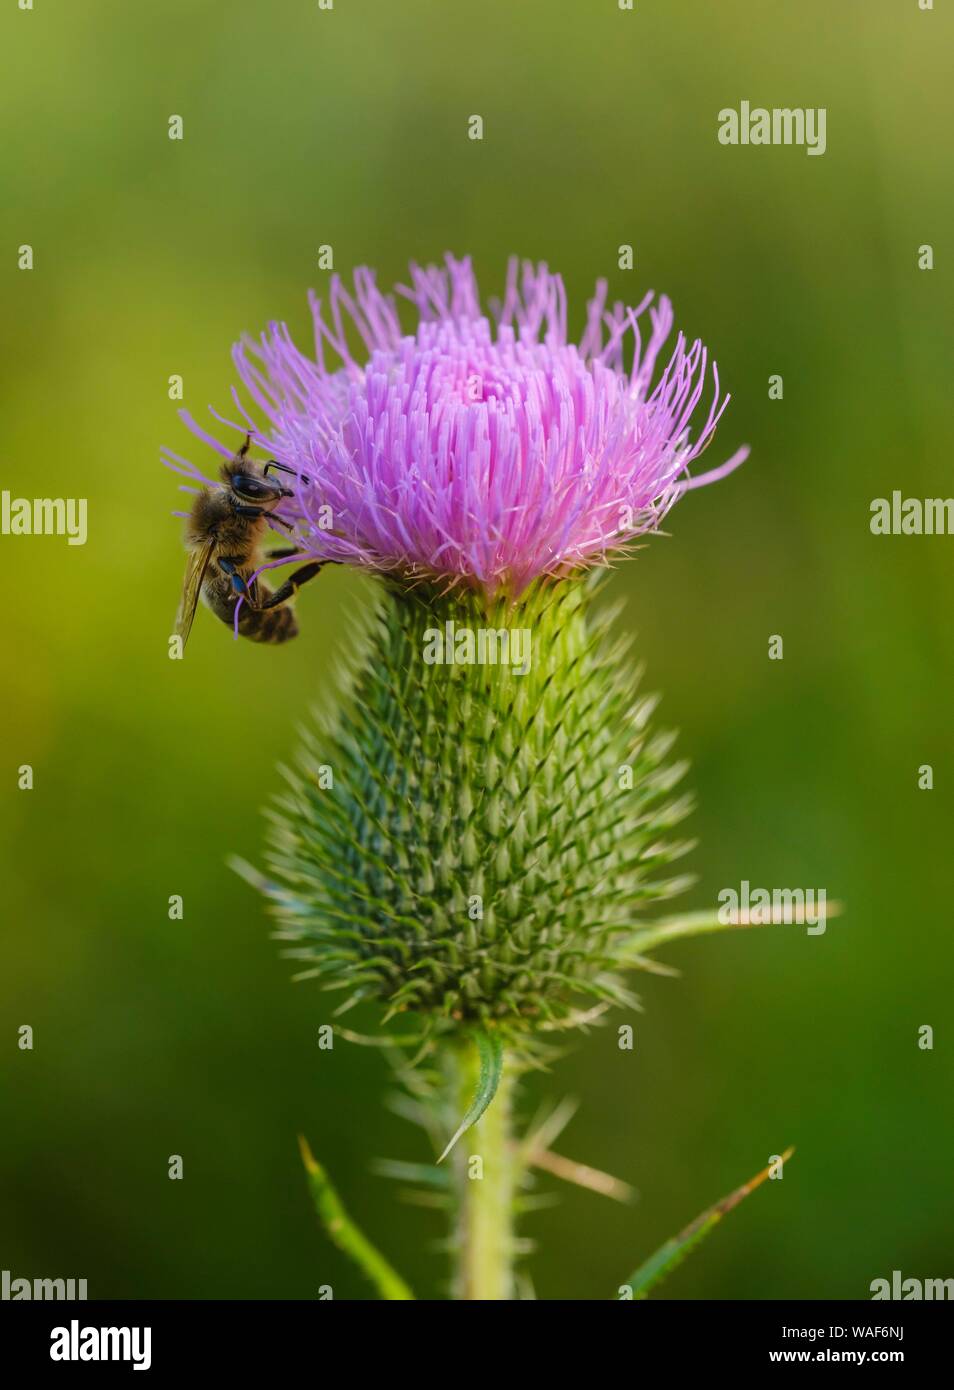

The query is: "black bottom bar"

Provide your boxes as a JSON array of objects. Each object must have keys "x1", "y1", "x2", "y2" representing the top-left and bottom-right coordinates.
[{"x1": 1, "y1": 1299, "x2": 950, "y2": 1374}]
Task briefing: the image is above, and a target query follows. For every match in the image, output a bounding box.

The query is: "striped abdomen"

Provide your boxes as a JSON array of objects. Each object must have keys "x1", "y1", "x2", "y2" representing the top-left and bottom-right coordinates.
[{"x1": 202, "y1": 571, "x2": 299, "y2": 645}]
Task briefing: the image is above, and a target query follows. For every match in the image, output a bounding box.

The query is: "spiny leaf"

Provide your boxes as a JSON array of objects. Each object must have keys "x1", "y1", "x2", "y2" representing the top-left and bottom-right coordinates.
[
  {"x1": 438, "y1": 1031, "x2": 504, "y2": 1163},
  {"x1": 371, "y1": 1158, "x2": 452, "y2": 1189},
  {"x1": 621, "y1": 1147, "x2": 794, "y2": 1300},
  {"x1": 519, "y1": 1097, "x2": 635, "y2": 1202},
  {"x1": 529, "y1": 1148, "x2": 635, "y2": 1203},
  {"x1": 298, "y1": 1135, "x2": 415, "y2": 1300}
]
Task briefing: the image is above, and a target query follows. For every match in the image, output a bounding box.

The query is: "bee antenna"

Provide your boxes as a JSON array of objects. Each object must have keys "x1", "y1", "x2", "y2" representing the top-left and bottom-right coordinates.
[{"x1": 265, "y1": 460, "x2": 311, "y2": 486}]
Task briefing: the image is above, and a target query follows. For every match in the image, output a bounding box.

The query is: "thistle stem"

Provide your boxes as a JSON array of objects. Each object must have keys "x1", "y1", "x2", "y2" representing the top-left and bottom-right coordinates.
[{"x1": 452, "y1": 1046, "x2": 516, "y2": 1300}]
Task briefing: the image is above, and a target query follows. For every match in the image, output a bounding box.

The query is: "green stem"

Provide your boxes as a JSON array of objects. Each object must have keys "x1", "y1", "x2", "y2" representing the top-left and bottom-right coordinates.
[
  {"x1": 299, "y1": 1136, "x2": 414, "y2": 1300},
  {"x1": 452, "y1": 1046, "x2": 516, "y2": 1300}
]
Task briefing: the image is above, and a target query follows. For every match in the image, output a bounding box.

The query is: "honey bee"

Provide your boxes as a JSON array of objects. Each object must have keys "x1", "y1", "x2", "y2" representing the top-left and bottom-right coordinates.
[{"x1": 174, "y1": 436, "x2": 322, "y2": 648}]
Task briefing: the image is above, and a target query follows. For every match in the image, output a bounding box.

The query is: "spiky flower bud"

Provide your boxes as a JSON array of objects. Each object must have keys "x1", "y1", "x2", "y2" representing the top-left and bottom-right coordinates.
[{"x1": 267, "y1": 577, "x2": 694, "y2": 1035}]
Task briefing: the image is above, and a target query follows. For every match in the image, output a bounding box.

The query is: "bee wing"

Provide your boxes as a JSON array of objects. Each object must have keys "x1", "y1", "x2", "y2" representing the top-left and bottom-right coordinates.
[{"x1": 175, "y1": 541, "x2": 215, "y2": 647}]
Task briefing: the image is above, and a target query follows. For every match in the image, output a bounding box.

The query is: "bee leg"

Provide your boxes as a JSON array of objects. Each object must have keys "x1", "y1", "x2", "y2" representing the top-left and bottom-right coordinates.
[
  {"x1": 217, "y1": 557, "x2": 259, "y2": 606},
  {"x1": 267, "y1": 546, "x2": 303, "y2": 560},
  {"x1": 258, "y1": 562, "x2": 324, "y2": 609}
]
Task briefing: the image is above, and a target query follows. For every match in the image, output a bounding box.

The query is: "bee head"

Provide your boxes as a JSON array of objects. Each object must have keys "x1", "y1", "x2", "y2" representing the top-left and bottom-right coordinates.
[{"x1": 222, "y1": 463, "x2": 291, "y2": 509}]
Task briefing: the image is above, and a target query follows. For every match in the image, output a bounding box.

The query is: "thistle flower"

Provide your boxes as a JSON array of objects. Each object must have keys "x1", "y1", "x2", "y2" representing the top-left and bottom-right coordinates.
[
  {"x1": 170, "y1": 256, "x2": 751, "y2": 1299},
  {"x1": 173, "y1": 255, "x2": 746, "y2": 598}
]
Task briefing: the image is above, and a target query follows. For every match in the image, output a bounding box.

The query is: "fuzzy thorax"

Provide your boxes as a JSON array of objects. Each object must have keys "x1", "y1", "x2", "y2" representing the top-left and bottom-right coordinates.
[{"x1": 265, "y1": 576, "x2": 694, "y2": 1036}]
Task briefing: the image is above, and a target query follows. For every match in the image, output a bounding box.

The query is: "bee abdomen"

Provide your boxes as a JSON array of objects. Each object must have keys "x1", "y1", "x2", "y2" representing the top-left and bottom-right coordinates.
[{"x1": 240, "y1": 602, "x2": 299, "y2": 645}]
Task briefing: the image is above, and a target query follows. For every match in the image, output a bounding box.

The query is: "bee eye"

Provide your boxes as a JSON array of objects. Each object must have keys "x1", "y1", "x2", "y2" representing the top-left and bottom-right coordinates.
[{"x1": 232, "y1": 475, "x2": 266, "y2": 498}]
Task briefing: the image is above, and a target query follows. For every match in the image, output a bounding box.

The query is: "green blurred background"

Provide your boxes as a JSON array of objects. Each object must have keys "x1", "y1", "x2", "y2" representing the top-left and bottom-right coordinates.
[{"x1": 2, "y1": 0, "x2": 952, "y2": 1300}]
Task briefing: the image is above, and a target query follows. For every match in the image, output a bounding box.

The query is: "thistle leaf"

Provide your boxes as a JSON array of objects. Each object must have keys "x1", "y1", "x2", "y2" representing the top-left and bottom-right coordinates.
[
  {"x1": 621, "y1": 1147, "x2": 794, "y2": 1299},
  {"x1": 298, "y1": 1135, "x2": 415, "y2": 1300},
  {"x1": 528, "y1": 1148, "x2": 636, "y2": 1204},
  {"x1": 438, "y1": 1031, "x2": 504, "y2": 1163},
  {"x1": 371, "y1": 1158, "x2": 452, "y2": 1189}
]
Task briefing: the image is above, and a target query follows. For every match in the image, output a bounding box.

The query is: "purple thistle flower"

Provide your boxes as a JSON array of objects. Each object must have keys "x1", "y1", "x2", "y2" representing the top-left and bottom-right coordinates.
[{"x1": 166, "y1": 255, "x2": 748, "y2": 598}]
